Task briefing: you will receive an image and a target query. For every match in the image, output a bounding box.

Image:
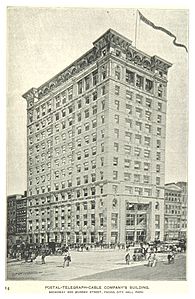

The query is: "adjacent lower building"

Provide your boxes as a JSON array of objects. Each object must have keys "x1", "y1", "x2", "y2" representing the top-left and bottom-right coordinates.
[
  {"x1": 22, "y1": 29, "x2": 172, "y2": 245},
  {"x1": 7, "y1": 193, "x2": 27, "y2": 246},
  {"x1": 164, "y1": 182, "x2": 187, "y2": 241},
  {"x1": 176, "y1": 182, "x2": 188, "y2": 239}
]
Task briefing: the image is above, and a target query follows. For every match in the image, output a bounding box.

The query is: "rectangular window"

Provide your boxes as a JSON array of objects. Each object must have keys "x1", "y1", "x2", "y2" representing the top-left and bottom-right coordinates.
[
  {"x1": 124, "y1": 173, "x2": 131, "y2": 181},
  {"x1": 136, "y1": 75, "x2": 144, "y2": 89},
  {"x1": 102, "y1": 85, "x2": 106, "y2": 95},
  {"x1": 92, "y1": 119, "x2": 97, "y2": 128},
  {"x1": 115, "y1": 100, "x2": 119, "y2": 110},
  {"x1": 124, "y1": 159, "x2": 131, "y2": 168},
  {"x1": 156, "y1": 152, "x2": 161, "y2": 161},
  {"x1": 136, "y1": 121, "x2": 142, "y2": 131},
  {"x1": 144, "y1": 136, "x2": 151, "y2": 146},
  {"x1": 136, "y1": 107, "x2": 142, "y2": 118},
  {"x1": 92, "y1": 146, "x2": 97, "y2": 155},
  {"x1": 78, "y1": 80, "x2": 83, "y2": 94},
  {"x1": 134, "y1": 174, "x2": 141, "y2": 183},
  {"x1": 85, "y1": 109, "x2": 89, "y2": 118},
  {"x1": 134, "y1": 147, "x2": 141, "y2": 157},
  {"x1": 85, "y1": 123, "x2": 90, "y2": 131},
  {"x1": 91, "y1": 173, "x2": 96, "y2": 182},
  {"x1": 145, "y1": 111, "x2": 151, "y2": 121},
  {"x1": 114, "y1": 128, "x2": 119, "y2": 139},
  {"x1": 126, "y1": 89, "x2": 133, "y2": 100},
  {"x1": 144, "y1": 162, "x2": 150, "y2": 171},
  {"x1": 85, "y1": 76, "x2": 90, "y2": 90},
  {"x1": 101, "y1": 100, "x2": 105, "y2": 110},
  {"x1": 126, "y1": 214, "x2": 135, "y2": 226},
  {"x1": 92, "y1": 70, "x2": 98, "y2": 86},
  {"x1": 143, "y1": 175, "x2": 150, "y2": 184},
  {"x1": 158, "y1": 102, "x2": 162, "y2": 111},
  {"x1": 135, "y1": 134, "x2": 142, "y2": 145},
  {"x1": 84, "y1": 175, "x2": 88, "y2": 184},
  {"x1": 126, "y1": 104, "x2": 132, "y2": 114},
  {"x1": 84, "y1": 162, "x2": 89, "y2": 171},
  {"x1": 156, "y1": 164, "x2": 160, "y2": 173},
  {"x1": 155, "y1": 215, "x2": 160, "y2": 229},
  {"x1": 136, "y1": 94, "x2": 143, "y2": 105},
  {"x1": 84, "y1": 149, "x2": 89, "y2": 158},
  {"x1": 157, "y1": 140, "x2": 161, "y2": 149},
  {"x1": 125, "y1": 132, "x2": 132, "y2": 143},
  {"x1": 113, "y1": 157, "x2": 118, "y2": 166},
  {"x1": 145, "y1": 124, "x2": 151, "y2": 133},
  {"x1": 92, "y1": 133, "x2": 97, "y2": 142},
  {"x1": 125, "y1": 118, "x2": 132, "y2": 129},
  {"x1": 124, "y1": 145, "x2": 131, "y2": 155},
  {"x1": 126, "y1": 70, "x2": 135, "y2": 85},
  {"x1": 55, "y1": 113, "x2": 59, "y2": 121},
  {"x1": 115, "y1": 68, "x2": 121, "y2": 80},
  {"x1": 114, "y1": 142, "x2": 119, "y2": 152},
  {"x1": 91, "y1": 214, "x2": 95, "y2": 226},
  {"x1": 125, "y1": 186, "x2": 133, "y2": 194},
  {"x1": 115, "y1": 85, "x2": 120, "y2": 95},
  {"x1": 93, "y1": 91, "x2": 97, "y2": 101},
  {"x1": 113, "y1": 171, "x2": 118, "y2": 180},
  {"x1": 111, "y1": 213, "x2": 118, "y2": 229},
  {"x1": 135, "y1": 187, "x2": 143, "y2": 195},
  {"x1": 157, "y1": 127, "x2": 162, "y2": 136},
  {"x1": 146, "y1": 98, "x2": 152, "y2": 108},
  {"x1": 157, "y1": 115, "x2": 162, "y2": 123},
  {"x1": 144, "y1": 149, "x2": 150, "y2": 158},
  {"x1": 101, "y1": 65, "x2": 107, "y2": 79},
  {"x1": 92, "y1": 105, "x2": 97, "y2": 115},
  {"x1": 78, "y1": 99, "x2": 82, "y2": 109},
  {"x1": 91, "y1": 160, "x2": 96, "y2": 169},
  {"x1": 84, "y1": 135, "x2": 89, "y2": 144},
  {"x1": 114, "y1": 114, "x2": 119, "y2": 124},
  {"x1": 145, "y1": 79, "x2": 153, "y2": 93},
  {"x1": 134, "y1": 161, "x2": 141, "y2": 170}
]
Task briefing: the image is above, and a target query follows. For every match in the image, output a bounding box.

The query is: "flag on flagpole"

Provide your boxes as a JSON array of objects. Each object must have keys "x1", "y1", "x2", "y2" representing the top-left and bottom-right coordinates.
[{"x1": 138, "y1": 10, "x2": 188, "y2": 53}]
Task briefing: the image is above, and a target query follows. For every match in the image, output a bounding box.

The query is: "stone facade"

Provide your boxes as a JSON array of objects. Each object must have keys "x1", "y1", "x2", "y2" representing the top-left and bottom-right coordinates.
[
  {"x1": 7, "y1": 194, "x2": 27, "y2": 245},
  {"x1": 164, "y1": 182, "x2": 187, "y2": 241},
  {"x1": 22, "y1": 29, "x2": 172, "y2": 245}
]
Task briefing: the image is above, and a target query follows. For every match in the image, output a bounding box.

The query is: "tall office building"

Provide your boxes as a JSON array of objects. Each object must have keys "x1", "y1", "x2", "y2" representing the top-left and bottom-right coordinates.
[{"x1": 22, "y1": 29, "x2": 172, "y2": 245}]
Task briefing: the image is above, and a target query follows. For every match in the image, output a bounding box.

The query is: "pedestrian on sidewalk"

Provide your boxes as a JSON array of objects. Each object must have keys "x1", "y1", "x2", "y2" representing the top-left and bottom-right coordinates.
[
  {"x1": 41, "y1": 251, "x2": 46, "y2": 264},
  {"x1": 63, "y1": 249, "x2": 71, "y2": 267},
  {"x1": 125, "y1": 252, "x2": 130, "y2": 265}
]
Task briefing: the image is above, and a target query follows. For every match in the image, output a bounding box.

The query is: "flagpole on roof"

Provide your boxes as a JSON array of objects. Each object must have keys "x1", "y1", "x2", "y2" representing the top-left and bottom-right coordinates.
[{"x1": 134, "y1": 9, "x2": 139, "y2": 48}]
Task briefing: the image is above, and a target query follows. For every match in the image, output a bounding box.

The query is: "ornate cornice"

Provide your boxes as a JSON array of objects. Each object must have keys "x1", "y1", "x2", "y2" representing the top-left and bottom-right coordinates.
[{"x1": 22, "y1": 29, "x2": 172, "y2": 101}]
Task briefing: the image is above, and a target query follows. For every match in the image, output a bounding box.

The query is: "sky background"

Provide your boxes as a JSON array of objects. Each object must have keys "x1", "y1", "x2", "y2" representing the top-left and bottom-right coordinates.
[{"x1": 6, "y1": 7, "x2": 188, "y2": 195}]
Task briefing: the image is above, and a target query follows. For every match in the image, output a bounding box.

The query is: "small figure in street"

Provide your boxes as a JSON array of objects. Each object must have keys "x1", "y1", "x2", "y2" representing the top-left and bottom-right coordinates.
[
  {"x1": 63, "y1": 250, "x2": 71, "y2": 267},
  {"x1": 125, "y1": 252, "x2": 130, "y2": 265},
  {"x1": 41, "y1": 252, "x2": 46, "y2": 264},
  {"x1": 147, "y1": 252, "x2": 157, "y2": 267},
  {"x1": 167, "y1": 251, "x2": 175, "y2": 264}
]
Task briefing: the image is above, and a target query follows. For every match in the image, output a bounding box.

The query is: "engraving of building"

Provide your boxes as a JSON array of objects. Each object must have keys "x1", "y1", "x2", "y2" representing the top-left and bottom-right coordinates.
[{"x1": 22, "y1": 29, "x2": 172, "y2": 245}]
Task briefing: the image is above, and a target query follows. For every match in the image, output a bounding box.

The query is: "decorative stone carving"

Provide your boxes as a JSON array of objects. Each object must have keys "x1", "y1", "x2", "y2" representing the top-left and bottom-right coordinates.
[
  {"x1": 32, "y1": 29, "x2": 171, "y2": 100},
  {"x1": 22, "y1": 88, "x2": 38, "y2": 101}
]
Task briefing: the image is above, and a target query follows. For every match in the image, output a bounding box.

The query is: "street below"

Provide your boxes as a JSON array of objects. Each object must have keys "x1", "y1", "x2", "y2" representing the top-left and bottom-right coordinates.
[{"x1": 6, "y1": 250, "x2": 186, "y2": 281}]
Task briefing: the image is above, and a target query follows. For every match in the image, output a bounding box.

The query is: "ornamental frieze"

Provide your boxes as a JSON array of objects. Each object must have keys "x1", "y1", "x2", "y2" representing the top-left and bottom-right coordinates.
[{"x1": 23, "y1": 29, "x2": 172, "y2": 101}]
